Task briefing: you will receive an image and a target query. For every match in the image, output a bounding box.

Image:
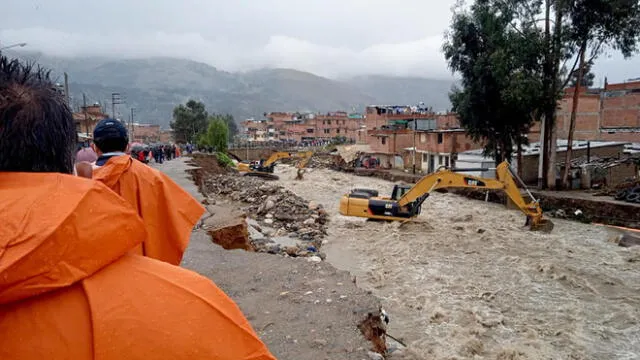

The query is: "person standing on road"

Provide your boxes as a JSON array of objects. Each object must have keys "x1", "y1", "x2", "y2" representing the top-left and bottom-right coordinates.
[
  {"x1": 0, "y1": 55, "x2": 276, "y2": 360},
  {"x1": 92, "y1": 119, "x2": 205, "y2": 265}
]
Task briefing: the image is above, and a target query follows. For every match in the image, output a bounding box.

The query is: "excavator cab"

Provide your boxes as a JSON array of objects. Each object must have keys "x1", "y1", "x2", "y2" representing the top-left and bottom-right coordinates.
[{"x1": 391, "y1": 184, "x2": 413, "y2": 200}]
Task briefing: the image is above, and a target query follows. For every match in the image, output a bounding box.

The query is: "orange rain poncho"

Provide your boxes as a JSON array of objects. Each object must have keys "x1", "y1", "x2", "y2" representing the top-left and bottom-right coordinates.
[
  {"x1": 0, "y1": 172, "x2": 275, "y2": 360},
  {"x1": 92, "y1": 154, "x2": 204, "y2": 265}
]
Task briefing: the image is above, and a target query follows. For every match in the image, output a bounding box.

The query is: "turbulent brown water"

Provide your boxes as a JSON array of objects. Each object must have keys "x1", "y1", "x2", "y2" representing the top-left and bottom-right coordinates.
[{"x1": 275, "y1": 165, "x2": 640, "y2": 360}]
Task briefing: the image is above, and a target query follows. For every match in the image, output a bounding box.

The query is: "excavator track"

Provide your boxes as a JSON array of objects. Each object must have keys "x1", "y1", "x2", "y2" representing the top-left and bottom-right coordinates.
[{"x1": 243, "y1": 172, "x2": 279, "y2": 180}]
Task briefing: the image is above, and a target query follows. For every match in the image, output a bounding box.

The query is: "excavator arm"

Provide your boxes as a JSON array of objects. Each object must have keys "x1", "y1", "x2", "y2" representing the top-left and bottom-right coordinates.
[
  {"x1": 263, "y1": 151, "x2": 295, "y2": 167},
  {"x1": 395, "y1": 162, "x2": 551, "y2": 231},
  {"x1": 235, "y1": 151, "x2": 294, "y2": 180},
  {"x1": 295, "y1": 151, "x2": 314, "y2": 169},
  {"x1": 295, "y1": 151, "x2": 314, "y2": 180}
]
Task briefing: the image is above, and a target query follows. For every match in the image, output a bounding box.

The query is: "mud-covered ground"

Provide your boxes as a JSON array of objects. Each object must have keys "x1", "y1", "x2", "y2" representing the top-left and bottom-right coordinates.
[
  {"x1": 274, "y1": 165, "x2": 640, "y2": 360},
  {"x1": 158, "y1": 157, "x2": 420, "y2": 359}
]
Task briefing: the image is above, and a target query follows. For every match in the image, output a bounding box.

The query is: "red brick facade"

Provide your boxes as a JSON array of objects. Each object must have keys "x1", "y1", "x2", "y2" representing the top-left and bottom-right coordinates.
[
  {"x1": 73, "y1": 104, "x2": 108, "y2": 137},
  {"x1": 132, "y1": 124, "x2": 161, "y2": 143},
  {"x1": 363, "y1": 108, "x2": 483, "y2": 171},
  {"x1": 241, "y1": 112, "x2": 364, "y2": 143},
  {"x1": 529, "y1": 81, "x2": 640, "y2": 143}
]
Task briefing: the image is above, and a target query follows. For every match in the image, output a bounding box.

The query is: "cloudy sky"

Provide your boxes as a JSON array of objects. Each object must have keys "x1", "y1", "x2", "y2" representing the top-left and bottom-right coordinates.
[{"x1": 1, "y1": 0, "x2": 638, "y2": 82}]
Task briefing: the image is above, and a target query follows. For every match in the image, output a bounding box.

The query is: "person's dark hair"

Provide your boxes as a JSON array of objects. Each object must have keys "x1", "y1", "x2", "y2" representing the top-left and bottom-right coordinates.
[
  {"x1": 94, "y1": 137, "x2": 128, "y2": 153},
  {"x1": 0, "y1": 55, "x2": 75, "y2": 173}
]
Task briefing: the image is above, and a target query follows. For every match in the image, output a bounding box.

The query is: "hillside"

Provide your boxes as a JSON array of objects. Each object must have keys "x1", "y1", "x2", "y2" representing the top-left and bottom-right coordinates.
[{"x1": 9, "y1": 51, "x2": 453, "y2": 127}]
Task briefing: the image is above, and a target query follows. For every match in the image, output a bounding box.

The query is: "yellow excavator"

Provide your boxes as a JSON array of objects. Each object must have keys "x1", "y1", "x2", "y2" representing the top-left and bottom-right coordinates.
[
  {"x1": 339, "y1": 161, "x2": 554, "y2": 232},
  {"x1": 295, "y1": 151, "x2": 314, "y2": 180},
  {"x1": 236, "y1": 151, "x2": 313, "y2": 180}
]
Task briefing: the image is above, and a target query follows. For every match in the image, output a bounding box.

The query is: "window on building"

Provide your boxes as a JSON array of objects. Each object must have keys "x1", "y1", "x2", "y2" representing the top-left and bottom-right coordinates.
[
  {"x1": 437, "y1": 133, "x2": 443, "y2": 144},
  {"x1": 307, "y1": 129, "x2": 314, "y2": 133},
  {"x1": 328, "y1": 120, "x2": 332, "y2": 125},
  {"x1": 324, "y1": 129, "x2": 330, "y2": 134},
  {"x1": 381, "y1": 137, "x2": 386, "y2": 145},
  {"x1": 336, "y1": 128, "x2": 341, "y2": 134},
  {"x1": 445, "y1": 156, "x2": 449, "y2": 167},
  {"x1": 323, "y1": 120, "x2": 326, "y2": 125}
]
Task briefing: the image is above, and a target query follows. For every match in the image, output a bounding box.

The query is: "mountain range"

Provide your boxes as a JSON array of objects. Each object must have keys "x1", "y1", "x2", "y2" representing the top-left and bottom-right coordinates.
[{"x1": 8, "y1": 51, "x2": 454, "y2": 128}]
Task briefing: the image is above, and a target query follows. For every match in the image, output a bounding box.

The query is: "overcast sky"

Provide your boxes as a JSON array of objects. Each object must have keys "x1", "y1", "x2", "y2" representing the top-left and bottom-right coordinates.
[{"x1": 1, "y1": 0, "x2": 638, "y2": 82}]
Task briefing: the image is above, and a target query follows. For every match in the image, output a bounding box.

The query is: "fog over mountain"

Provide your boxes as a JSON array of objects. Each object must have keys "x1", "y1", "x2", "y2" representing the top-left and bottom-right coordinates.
[{"x1": 2, "y1": 0, "x2": 637, "y2": 125}]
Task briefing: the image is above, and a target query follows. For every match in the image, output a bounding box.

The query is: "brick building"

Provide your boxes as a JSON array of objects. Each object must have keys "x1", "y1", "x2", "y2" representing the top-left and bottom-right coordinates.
[
  {"x1": 241, "y1": 119, "x2": 278, "y2": 142},
  {"x1": 241, "y1": 111, "x2": 363, "y2": 144},
  {"x1": 131, "y1": 123, "x2": 161, "y2": 143},
  {"x1": 457, "y1": 140, "x2": 631, "y2": 186},
  {"x1": 363, "y1": 105, "x2": 483, "y2": 171},
  {"x1": 73, "y1": 104, "x2": 108, "y2": 138},
  {"x1": 159, "y1": 129, "x2": 173, "y2": 143},
  {"x1": 529, "y1": 80, "x2": 640, "y2": 143}
]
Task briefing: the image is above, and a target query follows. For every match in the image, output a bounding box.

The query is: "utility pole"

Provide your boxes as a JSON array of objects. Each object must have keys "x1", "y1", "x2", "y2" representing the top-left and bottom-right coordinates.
[
  {"x1": 111, "y1": 93, "x2": 123, "y2": 120},
  {"x1": 412, "y1": 118, "x2": 417, "y2": 174},
  {"x1": 83, "y1": 93, "x2": 89, "y2": 138},
  {"x1": 63, "y1": 73, "x2": 70, "y2": 107},
  {"x1": 130, "y1": 108, "x2": 135, "y2": 141}
]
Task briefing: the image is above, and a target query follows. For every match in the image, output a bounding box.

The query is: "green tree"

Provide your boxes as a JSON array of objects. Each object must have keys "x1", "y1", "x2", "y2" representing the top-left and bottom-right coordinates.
[
  {"x1": 222, "y1": 114, "x2": 238, "y2": 137},
  {"x1": 443, "y1": 0, "x2": 544, "y2": 166},
  {"x1": 448, "y1": 0, "x2": 640, "y2": 188},
  {"x1": 170, "y1": 100, "x2": 208, "y2": 144},
  {"x1": 560, "y1": 0, "x2": 640, "y2": 188},
  {"x1": 203, "y1": 116, "x2": 229, "y2": 152},
  {"x1": 209, "y1": 113, "x2": 238, "y2": 137}
]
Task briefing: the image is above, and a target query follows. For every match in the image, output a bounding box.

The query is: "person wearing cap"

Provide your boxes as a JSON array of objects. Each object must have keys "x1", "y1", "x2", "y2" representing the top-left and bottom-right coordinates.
[
  {"x1": 92, "y1": 118, "x2": 205, "y2": 265},
  {"x1": 0, "y1": 55, "x2": 275, "y2": 360},
  {"x1": 92, "y1": 119, "x2": 130, "y2": 167}
]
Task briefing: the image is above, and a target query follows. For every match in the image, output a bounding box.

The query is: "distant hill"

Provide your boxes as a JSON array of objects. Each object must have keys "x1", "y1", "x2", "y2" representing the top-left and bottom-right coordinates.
[{"x1": 8, "y1": 51, "x2": 454, "y2": 128}]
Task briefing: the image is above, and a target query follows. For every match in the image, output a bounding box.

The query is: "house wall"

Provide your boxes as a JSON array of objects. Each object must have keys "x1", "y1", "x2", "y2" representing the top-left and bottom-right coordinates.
[
  {"x1": 604, "y1": 162, "x2": 638, "y2": 187},
  {"x1": 159, "y1": 130, "x2": 173, "y2": 143},
  {"x1": 529, "y1": 81, "x2": 640, "y2": 143},
  {"x1": 367, "y1": 130, "x2": 414, "y2": 154},
  {"x1": 132, "y1": 124, "x2": 161, "y2": 142},
  {"x1": 519, "y1": 144, "x2": 627, "y2": 184}
]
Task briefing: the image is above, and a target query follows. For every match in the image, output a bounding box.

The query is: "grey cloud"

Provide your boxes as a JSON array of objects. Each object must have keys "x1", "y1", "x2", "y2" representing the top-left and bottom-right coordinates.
[{"x1": 1, "y1": 0, "x2": 637, "y2": 82}]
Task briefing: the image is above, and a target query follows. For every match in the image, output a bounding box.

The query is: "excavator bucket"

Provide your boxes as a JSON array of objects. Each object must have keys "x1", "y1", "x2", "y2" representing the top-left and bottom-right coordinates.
[
  {"x1": 243, "y1": 172, "x2": 279, "y2": 180},
  {"x1": 529, "y1": 218, "x2": 554, "y2": 233}
]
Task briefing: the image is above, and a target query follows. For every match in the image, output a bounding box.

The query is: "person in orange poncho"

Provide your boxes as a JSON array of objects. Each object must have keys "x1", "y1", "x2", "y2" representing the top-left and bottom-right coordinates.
[
  {"x1": 90, "y1": 119, "x2": 204, "y2": 265},
  {"x1": 0, "y1": 56, "x2": 275, "y2": 360}
]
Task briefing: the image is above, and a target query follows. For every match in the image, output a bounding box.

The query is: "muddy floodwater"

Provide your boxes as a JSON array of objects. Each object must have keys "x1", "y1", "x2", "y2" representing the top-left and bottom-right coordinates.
[{"x1": 275, "y1": 165, "x2": 640, "y2": 360}]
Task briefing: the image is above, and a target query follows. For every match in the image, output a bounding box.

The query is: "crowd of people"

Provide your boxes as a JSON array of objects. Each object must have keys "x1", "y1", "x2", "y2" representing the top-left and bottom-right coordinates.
[
  {"x1": 77, "y1": 141, "x2": 189, "y2": 166},
  {"x1": 0, "y1": 55, "x2": 275, "y2": 359}
]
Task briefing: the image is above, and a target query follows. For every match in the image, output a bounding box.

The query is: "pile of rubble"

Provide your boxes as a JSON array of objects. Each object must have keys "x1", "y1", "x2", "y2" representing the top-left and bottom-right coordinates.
[
  {"x1": 307, "y1": 154, "x2": 335, "y2": 169},
  {"x1": 202, "y1": 174, "x2": 329, "y2": 258}
]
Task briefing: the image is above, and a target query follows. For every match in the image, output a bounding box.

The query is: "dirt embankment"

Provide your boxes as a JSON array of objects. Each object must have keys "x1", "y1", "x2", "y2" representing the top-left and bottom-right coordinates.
[
  {"x1": 186, "y1": 153, "x2": 229, "y2": 192},
  {"x1": 185, "y1": 155, "x2": 411, "y2": 359},
  {"x1": 453, "y1": 188, "x2": 640, "y2": 229}
]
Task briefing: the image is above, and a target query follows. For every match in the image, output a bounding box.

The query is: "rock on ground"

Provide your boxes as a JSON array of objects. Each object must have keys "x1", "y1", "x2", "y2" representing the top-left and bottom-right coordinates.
[{"x1": 197, "y1": 172, "x2": 329, "y2": 257}]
